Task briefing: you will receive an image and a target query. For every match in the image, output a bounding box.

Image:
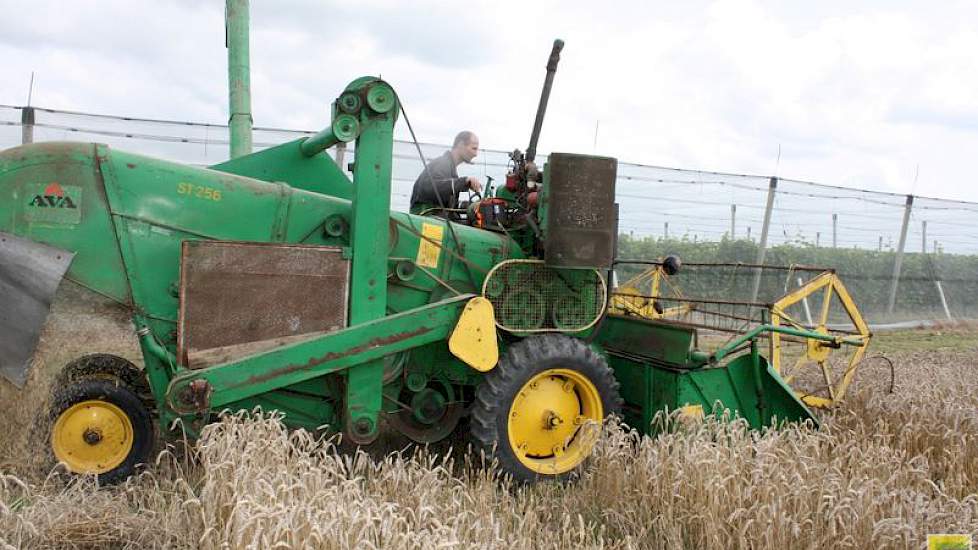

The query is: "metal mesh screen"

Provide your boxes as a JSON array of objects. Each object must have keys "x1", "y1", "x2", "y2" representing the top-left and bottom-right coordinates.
[{"x1": 483, "y1": 261, "x2": 606, "y2": 333}]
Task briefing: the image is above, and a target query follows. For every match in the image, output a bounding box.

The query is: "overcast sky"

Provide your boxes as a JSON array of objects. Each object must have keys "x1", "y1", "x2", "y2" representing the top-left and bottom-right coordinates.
[{"x1": 2, "y1": 0, "x2": 977, "y2": 202}]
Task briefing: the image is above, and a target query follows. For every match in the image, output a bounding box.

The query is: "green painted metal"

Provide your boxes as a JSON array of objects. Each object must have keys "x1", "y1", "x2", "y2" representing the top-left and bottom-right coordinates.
[
  {"x1": 0, "y1": 75, "x2": 829, "y2": 466},
  {"x1": 226, "y1": 0, "x2": 252, "y2": 158},
  {"x1": 299, "y1": 115, "x2": 359, "y2": 158},
  {"x1": 596, "y1": 314, "x2": 817, "y2": 431},
  {"x1": 167, "y1": 294, "x2": 472, "y2": 412},
  {"x1": 209, "y1": 139, "x2": 353, "y2": 199},
  {"x1": 342, "y1": 79, "x2": 398, "y2": 442}
]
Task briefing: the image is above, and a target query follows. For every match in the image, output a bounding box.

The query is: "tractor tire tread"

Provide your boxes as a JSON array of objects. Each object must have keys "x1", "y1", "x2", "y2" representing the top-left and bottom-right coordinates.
[
  {"x1": 470, "y1": 334, "x2": 622, "y2": 483},
  {"x1": 44, "y1": 377, "x2": 156, "y2": 485}
]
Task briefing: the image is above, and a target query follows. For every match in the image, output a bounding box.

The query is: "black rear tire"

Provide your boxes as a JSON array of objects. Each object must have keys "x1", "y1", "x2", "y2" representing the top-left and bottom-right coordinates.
[
  {"x1": 470, "y1": 334, "x2": 622, "y2": 483},
  {"x1": 46, "y1": 377, "x2": 155, "y2": 485}
]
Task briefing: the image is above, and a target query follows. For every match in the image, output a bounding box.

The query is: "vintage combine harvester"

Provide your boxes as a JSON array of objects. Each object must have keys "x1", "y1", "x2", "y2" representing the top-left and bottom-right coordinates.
[{"x1": 0, "y1": 40, "x2": 869, "y2": 484}]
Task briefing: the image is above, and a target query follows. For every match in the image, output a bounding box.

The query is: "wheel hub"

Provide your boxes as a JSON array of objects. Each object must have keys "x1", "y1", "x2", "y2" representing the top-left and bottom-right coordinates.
[
  {"x1": 82, "y1": 428, "x2": 103, "y2": 445},
  {"x1": 507, "y1": 368, "x2": 603, "y2": 475},
  {"x1": 51, "y1": 400, "x2": 134, "y2": 474},
  {"x1": 411, "y1": 388, "x2": 447, "y2": 425}
]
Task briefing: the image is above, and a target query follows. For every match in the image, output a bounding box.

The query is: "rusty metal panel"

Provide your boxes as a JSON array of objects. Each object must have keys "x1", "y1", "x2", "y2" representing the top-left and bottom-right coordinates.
[
  {"x1": 178, "y1": 241, "x2": 349, "y2": 367},
  {"x1": 544, "y1": 153, "x2": 618, "y2": 269}
]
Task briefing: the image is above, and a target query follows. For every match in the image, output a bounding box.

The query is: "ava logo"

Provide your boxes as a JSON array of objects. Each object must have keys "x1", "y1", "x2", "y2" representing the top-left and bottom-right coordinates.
[
  {"x1": 24, "y1": 182, "x2": 82, "y2": 224},
  {"x1": 28, "y1": 182, "x2": 78, "y2": 209}
]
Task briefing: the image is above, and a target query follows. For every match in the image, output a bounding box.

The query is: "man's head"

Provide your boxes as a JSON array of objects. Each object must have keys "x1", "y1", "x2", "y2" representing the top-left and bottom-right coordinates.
[{"x1": 451, "y1": 131, "x2": 479, "y2": 165}]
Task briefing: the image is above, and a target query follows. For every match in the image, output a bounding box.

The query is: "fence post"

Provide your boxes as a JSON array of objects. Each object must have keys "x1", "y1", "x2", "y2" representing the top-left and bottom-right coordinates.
[
  {"x1": 886, "y1": 194, "x2": 914, "y2": 315},
  {"x1": 921, "y1": 220, "x2": 927, "y2": 254},
  {"x1": 832, "y1": 213, "x2": 837, "y2": 248},
  {"x1": 750, "y1": 177, "x2": 777, "y2": 302},
  {"x1": 730, "y1": 204, "x2": 736, "y2": 239},
  {"x1": 335, "y1": 142, "x2": 347, "y2": 170},
  {"x1": 21, "y1": 106, "x2": 35, "y2": 144}
]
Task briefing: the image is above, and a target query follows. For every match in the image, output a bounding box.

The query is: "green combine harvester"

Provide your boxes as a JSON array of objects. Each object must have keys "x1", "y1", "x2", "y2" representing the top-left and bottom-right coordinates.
[{"x1": 0, "y1": 39, "x2": 864, "y2": 484}]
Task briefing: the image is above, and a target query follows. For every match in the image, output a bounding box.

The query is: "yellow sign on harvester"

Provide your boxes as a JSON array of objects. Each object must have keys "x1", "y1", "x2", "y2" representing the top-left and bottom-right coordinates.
[{"x1": 416, "y1": 222, "x2": 444, "y2": 268}]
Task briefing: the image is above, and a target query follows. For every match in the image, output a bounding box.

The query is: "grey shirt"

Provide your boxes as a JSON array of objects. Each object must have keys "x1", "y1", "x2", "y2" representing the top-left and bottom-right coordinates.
[{"x1": 410, "y1": 151, "x2": 471, "y2": 211}]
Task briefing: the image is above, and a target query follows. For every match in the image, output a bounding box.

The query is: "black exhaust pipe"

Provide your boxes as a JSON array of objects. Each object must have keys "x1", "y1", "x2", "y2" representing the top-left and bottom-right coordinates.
[{"x1": 525, "y1": 39, "x2": 564, "y2": 163}]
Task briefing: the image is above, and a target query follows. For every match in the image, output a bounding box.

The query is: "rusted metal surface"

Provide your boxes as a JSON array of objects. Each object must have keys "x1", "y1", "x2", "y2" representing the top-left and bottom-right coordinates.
[
  {"x1": 239, "y1": 326, "x2": 433, "y2": 387},
  {"x1": 545, "y1": 153, "x2": 618, "y2": 269},
  {"x1": 178, "y1": 241, "x2": 349, "y2": 367}
]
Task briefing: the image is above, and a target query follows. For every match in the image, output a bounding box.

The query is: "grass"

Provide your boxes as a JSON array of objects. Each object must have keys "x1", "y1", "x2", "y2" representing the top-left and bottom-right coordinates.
[
  {"x1": 0, "y1": 289, "x2": 976, "y2": 548},
  {"x1": 870, "y1": 322, "x2": 978, "y2": 353}
]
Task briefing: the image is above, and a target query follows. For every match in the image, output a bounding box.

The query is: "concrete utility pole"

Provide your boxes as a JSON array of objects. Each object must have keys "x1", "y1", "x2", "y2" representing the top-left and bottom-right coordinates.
[
  {"x1": 730, "y1": 204, "x2": 736, "y2": 239},
  {"x1": 664, "y1": 222, "x2": 669, "y2": 239},
  {"x1": 227, "y1": 0, "x2": 253, "y2": 159},
  {"x1": 816, "y1": 232, "x2": 820, "y2": 248},
  {"x1": 20, "y1": 107, "x2": 34, "y2": 144},
  {"x1": 886, "y1": 194, "x2": 914, "y2": 315},
  {"x1": 921, "y1": 220, "x2": 927, "y2": 254},
  {"x1": 751, "y1": 177, "x2": 777, "y2": 302},
  {"x1": 832, "y1": 213, "x2": 838, "y2": 248}
]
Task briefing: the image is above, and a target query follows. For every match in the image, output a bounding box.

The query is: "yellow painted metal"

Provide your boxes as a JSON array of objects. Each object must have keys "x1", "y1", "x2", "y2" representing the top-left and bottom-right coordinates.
[
  {"x1": 51, "y1": 400, "x2": 134, "y2": 474},
  {"x1": 770, "y1": 271, "x2": 872, "y2": 408},
  {"x1": 448, "y1": 297, "x2": 499, "y2": 372},
  {"x1": 507, "y1": 368, "x2": 603, "y2": 475},
  {"x1": 678, "y1": 404, "x2": 705, "y2": 421},
  {"x1": 416, "y1": 222, "x2": 444, "y2": 268},
  {"x1": 806, "y1": 325, "x2": 832, "y2": 362},
  {"x1": 611, "y1": 263, "x2": 870, "y2": 409},
  {"x1": 610, "y1": 262, "x2": 690, "y2": 319}
]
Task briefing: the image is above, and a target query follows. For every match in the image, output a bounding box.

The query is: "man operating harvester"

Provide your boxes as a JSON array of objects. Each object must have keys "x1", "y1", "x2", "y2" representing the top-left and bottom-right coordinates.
[{"x1": 410, "y1": 131, "x2": 483, "y2": 216}]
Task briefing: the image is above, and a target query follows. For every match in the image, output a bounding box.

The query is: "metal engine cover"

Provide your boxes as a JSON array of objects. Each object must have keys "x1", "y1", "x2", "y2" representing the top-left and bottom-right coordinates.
[
  {"x1": 177, "y1": 241, "x2": 349, "y2": 367},
  {"x1": 543, "y1": 153, "x2": 618, "y2": 269}
]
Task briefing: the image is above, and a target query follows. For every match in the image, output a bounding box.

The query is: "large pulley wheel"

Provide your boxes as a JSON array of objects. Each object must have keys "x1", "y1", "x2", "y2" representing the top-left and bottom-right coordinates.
[
  {"x1": 471, "y1": 334, "x2": 622, "y2": 483},
  {"x1": 47, "y1": 378, "x2": 154, "y2": 484},
  {"x1": 387, "y1": 383, "x2": 464, "y2": 444}
]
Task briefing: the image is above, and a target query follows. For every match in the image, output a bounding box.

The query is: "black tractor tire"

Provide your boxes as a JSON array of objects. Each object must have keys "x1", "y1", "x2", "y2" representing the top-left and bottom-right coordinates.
[
  {"x1": 54, "y1": 354, "x2": 153, "y2": 408},
  {"x1": 44, "y1": 377, "x2": 155, "y2": 485},
  {"x1": 471, "y1": 334, "x2": 622, "y2": 484}
]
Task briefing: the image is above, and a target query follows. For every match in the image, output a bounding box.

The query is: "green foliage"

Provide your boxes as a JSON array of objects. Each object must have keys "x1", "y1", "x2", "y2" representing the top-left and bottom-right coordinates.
[{"x1": 617, "y1": 235, "x2": 978, "y2": 323}]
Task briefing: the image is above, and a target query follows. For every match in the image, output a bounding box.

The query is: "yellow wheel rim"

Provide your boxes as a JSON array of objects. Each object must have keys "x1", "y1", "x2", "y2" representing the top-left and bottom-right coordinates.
[
  {"x1": 507, "y1": 368, "x2": 603, "y2": 475},
  {"x1": 51, "y1": 400, "x2": 134, "y2": 474}
]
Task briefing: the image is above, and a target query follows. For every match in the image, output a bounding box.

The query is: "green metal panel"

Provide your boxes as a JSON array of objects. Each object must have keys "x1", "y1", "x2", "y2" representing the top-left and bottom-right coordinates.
[
  {"x1": 593, "y1": 314, "x2": 695, "y2": 366},
  {"x1": 0, "y1": 143, "x2": 131, "y2": 303},
  {"x1": 165, "y1": 294, "x2": 473, "y2": 412},
  {"x1": 210, "y1": 139, "x2": 353, "y2": 199}
]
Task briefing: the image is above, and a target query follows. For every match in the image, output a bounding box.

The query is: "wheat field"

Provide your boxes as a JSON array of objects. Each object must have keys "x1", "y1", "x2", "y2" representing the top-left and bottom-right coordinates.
[{"x1": 1, "y1": 289, "x2": 976, "y2": 549}]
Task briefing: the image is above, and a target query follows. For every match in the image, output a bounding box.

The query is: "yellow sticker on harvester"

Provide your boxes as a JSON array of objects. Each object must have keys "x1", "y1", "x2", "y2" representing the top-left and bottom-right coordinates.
[{"x1": 416, "y1": 223, "x2": 444, "y2": 268}]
